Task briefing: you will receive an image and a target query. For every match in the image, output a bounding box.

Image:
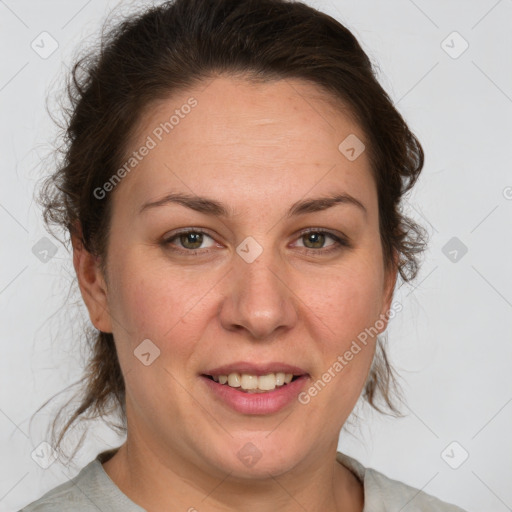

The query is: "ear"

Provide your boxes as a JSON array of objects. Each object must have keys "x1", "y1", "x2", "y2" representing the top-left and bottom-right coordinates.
[
  {"x1": 377, "y1": 248, "x2": 399, "y2": 333},
  {"x1": 71, "y1": 225, "x2": 112, "y2": 333}
]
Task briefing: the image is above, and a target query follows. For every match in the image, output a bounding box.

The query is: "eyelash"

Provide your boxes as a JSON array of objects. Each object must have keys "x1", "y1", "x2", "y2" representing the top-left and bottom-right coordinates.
[{"x1": 162, "y1": 228, "x2": 350, "y2": 257}]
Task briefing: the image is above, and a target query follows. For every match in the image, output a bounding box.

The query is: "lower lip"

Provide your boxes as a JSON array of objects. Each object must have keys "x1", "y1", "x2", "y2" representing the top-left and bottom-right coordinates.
[{"x1": 200, "y1": 375, "x2": 309, "y2": 415}]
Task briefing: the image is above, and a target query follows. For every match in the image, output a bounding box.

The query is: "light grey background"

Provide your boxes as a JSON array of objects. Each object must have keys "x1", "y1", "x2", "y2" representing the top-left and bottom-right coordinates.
[{"x1": 1, "y1": 0, "x2": 511, "y2": 511}]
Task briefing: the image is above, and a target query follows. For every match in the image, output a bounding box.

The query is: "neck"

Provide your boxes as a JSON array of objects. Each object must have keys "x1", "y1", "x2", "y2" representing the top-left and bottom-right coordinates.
[{"x1": 102, "y1": 434, "x2": 363, "y2": 512}]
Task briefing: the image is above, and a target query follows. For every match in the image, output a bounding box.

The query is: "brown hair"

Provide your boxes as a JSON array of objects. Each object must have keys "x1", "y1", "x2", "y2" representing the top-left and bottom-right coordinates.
[{"x1": 35, "y1": 0, "x2": 428, "y2": 463}]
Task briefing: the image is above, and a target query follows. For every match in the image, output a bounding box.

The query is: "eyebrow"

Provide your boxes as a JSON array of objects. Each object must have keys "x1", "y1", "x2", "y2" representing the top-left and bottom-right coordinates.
[{"x1": 139, "y1": 191, "x2": 367, "y2": 218}]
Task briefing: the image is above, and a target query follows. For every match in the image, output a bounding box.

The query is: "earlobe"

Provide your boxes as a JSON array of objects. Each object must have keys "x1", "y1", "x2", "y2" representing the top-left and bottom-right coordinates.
[
  {"x1": 386, "y1": 249, "x2": 399, "y2": 305},
  {"x1": 379, "y1": 248, "x2": 399, "y2": 332},
  {"x1": 71, "y1": 230, "x2": 113, "y2": 333}
]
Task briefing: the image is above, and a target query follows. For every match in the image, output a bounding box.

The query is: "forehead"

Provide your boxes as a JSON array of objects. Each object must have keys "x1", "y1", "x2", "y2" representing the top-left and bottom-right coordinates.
[{"x1": 115, "y1": 75, "x2": 375, "y2": 216}]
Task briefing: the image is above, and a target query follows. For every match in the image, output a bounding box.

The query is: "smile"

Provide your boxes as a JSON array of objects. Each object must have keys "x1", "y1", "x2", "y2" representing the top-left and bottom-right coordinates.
[{"x1": 203, "y1": 372, "x2": 300, "y2": 392}]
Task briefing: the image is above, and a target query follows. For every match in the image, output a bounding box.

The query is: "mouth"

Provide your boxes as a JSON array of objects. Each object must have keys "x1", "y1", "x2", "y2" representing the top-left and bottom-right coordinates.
[
  {"x1": 201, "y1": 362, "x2": 309, "y2": 394},
  {"x1": 199, "y1": 363, "x2": 309, "y2": 414},
  {"x1": 201, "y1": 372, "x2": 303, "y2": 393}
]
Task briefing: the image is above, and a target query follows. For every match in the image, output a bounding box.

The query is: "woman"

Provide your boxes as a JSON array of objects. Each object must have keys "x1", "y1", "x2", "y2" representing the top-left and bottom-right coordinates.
[{"x1": 20, "y1": 0, "x2": 468, "y2": 510}]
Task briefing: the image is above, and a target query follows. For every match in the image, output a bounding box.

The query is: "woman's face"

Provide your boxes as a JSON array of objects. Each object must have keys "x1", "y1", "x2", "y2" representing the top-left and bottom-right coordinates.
[{"x1": 81, "y1": 75, "x2": 396, "y2": 478}]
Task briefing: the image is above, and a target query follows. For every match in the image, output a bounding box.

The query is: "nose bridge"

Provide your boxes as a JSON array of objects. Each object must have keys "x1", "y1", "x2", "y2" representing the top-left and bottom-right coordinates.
[{"x1": 220, "y1": 237, "x2": 297, "y2": 339}]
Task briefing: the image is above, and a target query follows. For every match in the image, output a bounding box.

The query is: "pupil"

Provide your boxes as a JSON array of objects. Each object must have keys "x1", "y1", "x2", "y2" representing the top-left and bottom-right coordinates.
[
  {"x1": 179, "y1": 232, "x2": 324, "y2": 250},
  {"x1": 181, "y1": 232, "x2": 203, "y2": 249},
  {"x1": 304, "y1": 232, "x2": 324, "y2": 249}
]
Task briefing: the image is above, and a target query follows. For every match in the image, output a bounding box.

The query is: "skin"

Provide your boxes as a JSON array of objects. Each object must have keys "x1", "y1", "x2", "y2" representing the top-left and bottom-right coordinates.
[{"x1": 73, "y1": 75, "x2": 398, "y2": 512}]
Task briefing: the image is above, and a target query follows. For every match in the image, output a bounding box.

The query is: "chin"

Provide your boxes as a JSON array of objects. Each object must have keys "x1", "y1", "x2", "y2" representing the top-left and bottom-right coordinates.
[{"x1": 204, "y1": 437, "x2": 302, "y2": 479}]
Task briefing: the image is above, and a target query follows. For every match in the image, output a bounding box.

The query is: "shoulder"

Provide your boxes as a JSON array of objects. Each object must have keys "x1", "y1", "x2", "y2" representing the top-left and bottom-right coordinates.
[
  {"x1": 336, "y1": 451, "x2": 468, "y2": 512},
  {"x1": 18, "y1": 456, "x2": 112, "y2": 512},
  {"x1": 19, "y1": 449, "x2": 144, "y2": 512},
  {"x1": 17, "y1": 469, "x2": 97, "y2": 511}
]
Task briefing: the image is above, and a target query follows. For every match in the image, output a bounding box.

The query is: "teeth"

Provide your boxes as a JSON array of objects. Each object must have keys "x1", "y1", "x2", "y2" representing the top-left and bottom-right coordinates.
[
  {"x1": 210, "y1": 372, "x2": 296, "y2": 392},
  {"x1": 259, "y1": 373, "x2": 278, "y2": 390},
  {"x1": 227, "y1": 373, "x2": 241, "y2": 387},
  {"x1": 240, "y1": 374, "x2": 258, "y2": 390}
]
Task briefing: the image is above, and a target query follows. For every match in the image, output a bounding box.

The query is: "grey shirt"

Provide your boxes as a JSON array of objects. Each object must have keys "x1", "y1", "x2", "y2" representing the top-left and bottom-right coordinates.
[{"x1": 19, "y1": 449, "x2": 468, "y2": 511}]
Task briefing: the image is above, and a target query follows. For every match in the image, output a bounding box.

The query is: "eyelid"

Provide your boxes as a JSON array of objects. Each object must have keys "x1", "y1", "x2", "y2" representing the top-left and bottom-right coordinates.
[
  {"x1": 162, "y1": 227, "x2": 217, "y2": 250},
  {"x1": 162, "y1": 227, "x2": 350, "y2": 255},
  {"x1": 292, "y1": 228, "x2": 350, "y2": 253}
]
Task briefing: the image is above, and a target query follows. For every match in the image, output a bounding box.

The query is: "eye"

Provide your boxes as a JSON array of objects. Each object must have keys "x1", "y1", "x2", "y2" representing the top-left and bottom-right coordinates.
[
  {"x1": 163, "y1": 229, "x2": 217, "y2": 254},
  {"x1": 162, "y1": 227, "x2": 350, "y2": 256},
  {"x1": 293, "y1": 229, "x2": 349, "y2": 255}
]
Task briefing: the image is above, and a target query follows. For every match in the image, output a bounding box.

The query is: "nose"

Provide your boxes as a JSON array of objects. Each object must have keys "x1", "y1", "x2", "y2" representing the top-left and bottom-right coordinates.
[{"x1": 219, "y1": 245, "x2": 298, "y2": 340}]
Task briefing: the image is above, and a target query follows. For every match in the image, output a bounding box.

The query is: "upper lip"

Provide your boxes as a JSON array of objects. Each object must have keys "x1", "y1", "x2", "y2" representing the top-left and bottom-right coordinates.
[{"x1": 203, "y1": 361, "x2": 308, "y2": 377}]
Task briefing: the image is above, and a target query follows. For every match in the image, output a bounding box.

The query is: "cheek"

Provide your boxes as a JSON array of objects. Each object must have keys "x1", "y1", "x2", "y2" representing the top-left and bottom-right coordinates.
[
  {"x1": 106, "y1": 250, "x2": 218, "y2": 358},
  {"x1": 299, "y1": 272, "x2": 381, "y2": 419},
  {"x1": 302, "y1": 256, "x2": 384, "y2": 398},
  {"x1": 309, "y1": 262, "x2": 384, "y2": 340},
  {"x1": 105, "y1": 253, "x2": 204, "y2": 404}
]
